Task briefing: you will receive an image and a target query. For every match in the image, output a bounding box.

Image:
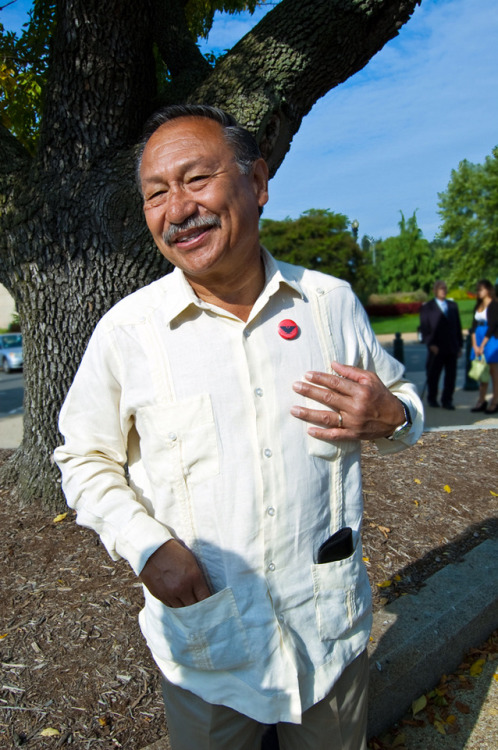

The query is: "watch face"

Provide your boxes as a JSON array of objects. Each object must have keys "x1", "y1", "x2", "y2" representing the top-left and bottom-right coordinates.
[{"x1": 391, "y1": 421, "x2": 411, "y2": 440}]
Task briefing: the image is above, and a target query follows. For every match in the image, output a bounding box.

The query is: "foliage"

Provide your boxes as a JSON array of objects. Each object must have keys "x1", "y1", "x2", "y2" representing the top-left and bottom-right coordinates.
[
  {"x1": 375, "y1": 211, "x2": 437, "y2": 294},
  {"x1": 437, "y1": 147, "x2": 498, "y2": 286},
  {"x1": 259, "y1": 209, "x2": 376, "y2": 300},
  {"x1": 0, "y1": 0, "x2": 55, "y2": 152},
  {"x1": 367, "y1": 290, "x2": 428, "y2": 305},
  {"x1": 186, "y1": 0, "x2": 261, "y2": 39}
]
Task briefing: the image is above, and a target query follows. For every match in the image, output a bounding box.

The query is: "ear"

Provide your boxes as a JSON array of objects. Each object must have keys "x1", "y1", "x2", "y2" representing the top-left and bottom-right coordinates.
[{"x1": 251, "y1": 158, "x2": 269, "y2": 210}]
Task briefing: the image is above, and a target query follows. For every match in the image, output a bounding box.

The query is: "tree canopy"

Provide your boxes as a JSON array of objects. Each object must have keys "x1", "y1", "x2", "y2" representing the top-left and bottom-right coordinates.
[
  {"x1": 0, "y1": 0, "x2": 421, "y2": 505},
  {"x1": 260, "y1": 209, "x2": 375, "y2": 300},
  {"x1": 437, "y1": 147, "x2": 498, "y2": 286},
  {"x1": 375, "y1": 211, "x2": 436, "y2": 294}
]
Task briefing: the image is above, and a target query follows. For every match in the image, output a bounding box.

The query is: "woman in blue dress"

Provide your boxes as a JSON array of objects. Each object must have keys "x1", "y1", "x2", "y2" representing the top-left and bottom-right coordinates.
[{"x1": 470, "y1": 279, "x2": 498, "y2": 413}]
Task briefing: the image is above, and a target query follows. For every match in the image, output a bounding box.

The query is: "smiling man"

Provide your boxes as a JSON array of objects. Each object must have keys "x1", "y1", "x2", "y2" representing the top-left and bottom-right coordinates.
[{"x1": 55, "y1": 105, "x2": 423, "y2": 750}]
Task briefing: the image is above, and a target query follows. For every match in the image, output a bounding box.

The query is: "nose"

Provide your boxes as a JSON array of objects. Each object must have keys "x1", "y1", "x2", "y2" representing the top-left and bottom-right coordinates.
[{"x1": 165, "y1": 184, "x2": 197, "y2": 225}]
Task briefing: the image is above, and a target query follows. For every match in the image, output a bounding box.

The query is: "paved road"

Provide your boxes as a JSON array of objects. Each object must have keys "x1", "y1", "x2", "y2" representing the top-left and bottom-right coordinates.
[{"x1": 0, "y1": 370, "x2": 24, "y2": 416}]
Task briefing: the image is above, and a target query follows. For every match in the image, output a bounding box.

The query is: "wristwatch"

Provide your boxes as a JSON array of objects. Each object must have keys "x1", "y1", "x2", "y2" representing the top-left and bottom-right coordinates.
[{"x1": 387, "y1": 400, "x2": 412, "y2": 440}]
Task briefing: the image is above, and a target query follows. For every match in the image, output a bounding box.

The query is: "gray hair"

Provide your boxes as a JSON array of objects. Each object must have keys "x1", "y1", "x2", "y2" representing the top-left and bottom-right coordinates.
[{"x1": 136, "y1": 104, "x2": 262, "y2": 191}]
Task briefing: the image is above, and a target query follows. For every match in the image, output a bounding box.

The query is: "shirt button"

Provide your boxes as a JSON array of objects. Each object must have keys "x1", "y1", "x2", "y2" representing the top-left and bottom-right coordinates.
[
  {"x1": 278, "y1": 613, "x2": 285, "y2": 622},
  {"x1": 264, "y1": 448, "x2": 272, "y2": 458},
  {"x1": 268, "y1": 562, "x2": 276, "y2": 572},
  {"x1": 267, "y1": 507, "x2": 276, "y2": 516},
  {"x1": 244, "y1": 329, "x2": 251, "y2": 338},
  {"x1": 167, "y1": 432, "x2": 177, "y2": 441},
  {"x1": 255, "y1": 388, "x2": 263, "y2": 397},
  {"x1": 316, "y1": 288, "x2": 324, "y2": 295}
]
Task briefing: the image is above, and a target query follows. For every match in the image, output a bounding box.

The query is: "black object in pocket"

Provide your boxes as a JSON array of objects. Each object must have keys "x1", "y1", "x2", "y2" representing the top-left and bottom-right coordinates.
[{"x1": 317, "y1": 527, "x2": 354, "y2": 564}]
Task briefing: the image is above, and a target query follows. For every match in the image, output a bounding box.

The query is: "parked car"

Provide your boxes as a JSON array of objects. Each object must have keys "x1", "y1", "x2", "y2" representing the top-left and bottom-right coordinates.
[{"x1": 0, "y1": 333, "x2": 23, "y2": 373}]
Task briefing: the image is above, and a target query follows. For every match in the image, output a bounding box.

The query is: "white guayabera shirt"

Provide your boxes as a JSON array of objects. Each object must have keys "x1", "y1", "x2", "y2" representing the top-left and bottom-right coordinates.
[{"x1": 55, "y1": 250, "x2": 423, "y2": 724}]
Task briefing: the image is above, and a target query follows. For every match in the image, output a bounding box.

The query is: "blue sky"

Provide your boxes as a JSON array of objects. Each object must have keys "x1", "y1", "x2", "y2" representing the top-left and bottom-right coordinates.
[{"x1": 2, "y1": 0, "x2": 497, "y2": 241}]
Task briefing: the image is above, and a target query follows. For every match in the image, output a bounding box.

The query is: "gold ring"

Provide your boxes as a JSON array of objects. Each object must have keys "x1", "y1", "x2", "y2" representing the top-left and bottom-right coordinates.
[{"x1": 337, "y1": 411, "x2": 343, "y2": 428}]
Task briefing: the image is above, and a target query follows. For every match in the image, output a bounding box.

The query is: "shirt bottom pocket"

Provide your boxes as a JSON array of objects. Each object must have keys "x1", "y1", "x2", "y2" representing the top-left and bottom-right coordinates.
[
  {"x1": 311, "y1": 542, "x2": 372, "y2": 641},
  {"x1": 141, "y1": 587, "x2": 251, "y2": 672}
]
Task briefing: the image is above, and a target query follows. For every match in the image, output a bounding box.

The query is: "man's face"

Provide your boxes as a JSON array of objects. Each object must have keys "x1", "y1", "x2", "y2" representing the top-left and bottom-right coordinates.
[
  {"x1": 140, "y1": 117, "x2": 269, "y2": 285},
  {"x1": 435, "y1": 284, "x2": 447, "y2": 301}
]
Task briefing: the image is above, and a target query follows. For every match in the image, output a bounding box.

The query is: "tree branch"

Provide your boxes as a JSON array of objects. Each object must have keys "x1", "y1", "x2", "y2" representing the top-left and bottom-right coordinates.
[
  {"x1": 151, "y1": 0, "x2": 211, "y2": 97},
  {"x1": 189, "y1": 0, "x2": 421, "y2": 176}
]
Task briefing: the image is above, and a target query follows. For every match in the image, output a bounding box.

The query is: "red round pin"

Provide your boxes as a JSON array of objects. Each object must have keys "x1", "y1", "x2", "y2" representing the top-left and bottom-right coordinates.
[{"x1": 278, "y1": 319, "x2": 299, "y2": 340}]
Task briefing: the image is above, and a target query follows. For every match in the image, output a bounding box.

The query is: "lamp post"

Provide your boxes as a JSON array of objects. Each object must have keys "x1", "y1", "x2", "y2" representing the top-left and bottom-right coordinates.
[{"x1": 351, "y1": 219, "x2": 359, "y2": 241}]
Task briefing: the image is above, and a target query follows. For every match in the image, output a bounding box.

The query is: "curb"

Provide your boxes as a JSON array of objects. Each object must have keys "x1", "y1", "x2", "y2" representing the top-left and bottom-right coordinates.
[{"x1": 367, "y1": 538, "x2": 498, "y2": 737}]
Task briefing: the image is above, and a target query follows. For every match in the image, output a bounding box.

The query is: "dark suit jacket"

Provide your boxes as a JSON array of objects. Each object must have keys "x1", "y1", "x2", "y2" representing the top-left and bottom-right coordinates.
[{"x1": 419, "y1": 298, "x2": 463, "y2": 355}]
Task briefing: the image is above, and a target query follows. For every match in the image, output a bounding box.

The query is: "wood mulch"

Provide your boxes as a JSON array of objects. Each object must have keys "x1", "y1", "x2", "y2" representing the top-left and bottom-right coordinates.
[{"x1": 1, "y1": 430, "x2": 497, "y2": 748}]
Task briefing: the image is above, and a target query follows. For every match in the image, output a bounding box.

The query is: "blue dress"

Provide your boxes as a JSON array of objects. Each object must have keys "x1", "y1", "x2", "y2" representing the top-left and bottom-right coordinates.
[{"x1": 471, "y1": 315, "x2": 498, "y2": 364}]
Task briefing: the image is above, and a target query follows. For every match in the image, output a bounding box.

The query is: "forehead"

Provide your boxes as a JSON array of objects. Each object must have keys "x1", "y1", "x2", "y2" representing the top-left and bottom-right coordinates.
[{"x1": 141, "y1": 117, "x2": 234, "y2": 171}]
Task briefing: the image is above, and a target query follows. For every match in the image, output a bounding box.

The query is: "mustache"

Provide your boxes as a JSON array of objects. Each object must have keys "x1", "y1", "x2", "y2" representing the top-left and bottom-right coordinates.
[{"x1": 163, "y1": 214, "x2": 221, "y2": 246}]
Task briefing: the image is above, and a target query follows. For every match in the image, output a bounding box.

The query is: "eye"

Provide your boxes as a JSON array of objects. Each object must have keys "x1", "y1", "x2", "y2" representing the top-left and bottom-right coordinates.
[
  {"x1": 188, "y1": 174, "x2": 211, "y2": 186},
  {"x1": 145, "y1": 189, "x2": 167, "y2": 207}
]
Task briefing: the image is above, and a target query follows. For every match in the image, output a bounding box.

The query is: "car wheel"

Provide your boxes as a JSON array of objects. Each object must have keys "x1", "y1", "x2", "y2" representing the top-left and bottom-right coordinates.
[{"x1": 2, "y1": 357, "x2": 11, "y2": 373}]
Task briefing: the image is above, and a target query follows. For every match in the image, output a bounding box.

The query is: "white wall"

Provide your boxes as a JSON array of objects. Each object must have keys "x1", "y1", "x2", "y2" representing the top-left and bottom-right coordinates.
[{"x1": 0, "y1": 284, "x2": 16, "y2": 330}]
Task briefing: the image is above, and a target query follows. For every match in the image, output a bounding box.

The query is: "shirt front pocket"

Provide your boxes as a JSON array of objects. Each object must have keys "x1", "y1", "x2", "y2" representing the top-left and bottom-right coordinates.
[
  {"x1": 141, "y1": 587, "x2": 251, "y2": 672},
  {"x1": 311, "y1": 541, "x2": 371, "y2": 641},
  {"x1": 135, "y1": 393, "x2": 220, "y2": 489}
]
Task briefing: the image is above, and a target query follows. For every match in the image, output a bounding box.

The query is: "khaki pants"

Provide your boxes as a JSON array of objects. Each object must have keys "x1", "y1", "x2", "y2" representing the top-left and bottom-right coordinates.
[{"x1": 161, "y1": 650, "x2": 368, "y2": 750}]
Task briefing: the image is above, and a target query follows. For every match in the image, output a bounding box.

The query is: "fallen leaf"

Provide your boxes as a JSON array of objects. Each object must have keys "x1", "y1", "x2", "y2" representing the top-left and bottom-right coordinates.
[
  {"x1": 52, "y1": 512, "x2": 68, "y2": 523},
  {"x1": 443, "y1": 485, "x2": 451, "y2": 493},
  {"x1": 490, "y1": 491, "x2": 498, "y2": 497},
  {"x1": 413, "y1": 500, "x2": 419, "y2": 506},
  {"x1": 40, "y1": 728, "x2": 60, "y2": 737},
  {"x1": 446, "y1": 715, "x2": 456, "y2": 725},
  {"x1": 469, "y1": 658, "x2": 486, "y2": 676},
  {"x1": 434, "y1": 719, "x2": 446, "y2": 735},
  {"x1": 412, "y1": 694, "x2": 427, "y2": 716},
  {"x1": 394, "y1": 575, "x2": 402, "y2": 582},
  {"x1": 494, "y1": 673, "x2": 498, "y2": 683},
  {"x1": 376, "y1": 580, "x2": 392, "y2": 588},
  {"x1": 362, "y1": 556, "x2": 370, "y2": 562},
  {"x1": 455, "y1": 701, "x2": 470, "y2": 714},
  {"x1": 391, "y1": 733, "x2": 406, "y2": 747},
  {"x1": 0, "y1": 633, "x2": 8, "y2": 640},
  {"x1": 414, "y1": 478, "x2": 421, "y2": 484},
  {"x1": 401, "y1": 718, "x2": 425, "y2": 728}
]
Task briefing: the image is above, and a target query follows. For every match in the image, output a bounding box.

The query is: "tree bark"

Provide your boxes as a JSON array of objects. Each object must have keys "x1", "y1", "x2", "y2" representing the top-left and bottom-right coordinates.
[{"x1": 0, "y1": 0, "x2": 421, "y2": 507}]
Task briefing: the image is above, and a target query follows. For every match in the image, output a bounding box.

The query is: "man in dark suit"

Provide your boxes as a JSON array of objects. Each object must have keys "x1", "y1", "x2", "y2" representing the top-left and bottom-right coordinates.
[{"x1": 420, "y1": 280, "x2": 463, "y2": 409}]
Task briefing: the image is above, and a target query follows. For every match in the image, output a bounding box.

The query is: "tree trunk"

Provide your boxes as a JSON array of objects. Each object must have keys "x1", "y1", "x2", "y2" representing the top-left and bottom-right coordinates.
[{"x1": 0, "y1": 0, "x2": 421, "y2": 507}]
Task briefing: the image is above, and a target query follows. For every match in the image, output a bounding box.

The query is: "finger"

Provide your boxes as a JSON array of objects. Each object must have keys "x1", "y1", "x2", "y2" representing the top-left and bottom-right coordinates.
[
  {"x1": 330, "y1": 361, "x2": 376, "y2": 385},
  {"x1": 291, "y1": 404, "x2": 343, "y2": 430},
  {"x1": 293, "y1": 381, "x2": 346, "y2": 411}
]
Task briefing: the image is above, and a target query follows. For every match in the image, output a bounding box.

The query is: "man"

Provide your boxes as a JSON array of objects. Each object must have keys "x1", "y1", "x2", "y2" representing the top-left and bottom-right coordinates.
[
  {"x1": 55, "y1": 105, "x2": 423, "y2": 750},
  {"x1": 419, "y1": 281, "x2": 463, "y2": 409}
]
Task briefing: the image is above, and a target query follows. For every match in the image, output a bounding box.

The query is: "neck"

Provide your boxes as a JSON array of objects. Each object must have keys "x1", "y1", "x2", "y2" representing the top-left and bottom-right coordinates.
[{"x1": 186, "y1": 252, "x2": 266, "y2": 322}]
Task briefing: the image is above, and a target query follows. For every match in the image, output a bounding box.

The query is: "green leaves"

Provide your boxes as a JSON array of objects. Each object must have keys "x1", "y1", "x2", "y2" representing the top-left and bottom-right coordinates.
[
  {"x1": 437, "y1": 147, "x2": 498, "y2": 285},
  {"x1": 0, "y1": 0, "x2": 56, "y2": 152},
  {"x1": 375, "y1": 211, "x2": 437, "y2": 295},
  {"x1": 259, "y1": 209, "x2": 375, "y2": 300}
]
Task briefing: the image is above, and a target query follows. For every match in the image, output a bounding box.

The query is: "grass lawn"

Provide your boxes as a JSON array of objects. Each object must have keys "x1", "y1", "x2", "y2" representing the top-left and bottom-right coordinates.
[{"x1": 369, "y1": 299, "x2": 476, "y2": 336}]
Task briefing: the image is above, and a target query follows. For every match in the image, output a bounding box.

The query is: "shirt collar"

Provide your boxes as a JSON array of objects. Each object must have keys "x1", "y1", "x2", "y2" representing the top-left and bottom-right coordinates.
[{"x1": 161, "y1": 248, "x2": 304, "y2": 327}]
